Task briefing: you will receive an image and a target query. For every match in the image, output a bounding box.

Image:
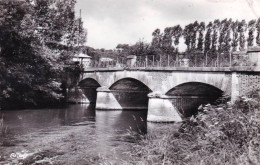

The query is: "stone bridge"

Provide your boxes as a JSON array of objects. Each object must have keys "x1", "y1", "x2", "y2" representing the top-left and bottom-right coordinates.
[{"x1": 68, "y1": 66, "x2": 260, "y2": 122}]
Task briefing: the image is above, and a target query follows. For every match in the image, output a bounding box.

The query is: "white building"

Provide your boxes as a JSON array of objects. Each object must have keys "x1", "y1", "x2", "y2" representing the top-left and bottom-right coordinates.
[{"x1": 72, "y1": 53, "x2": 92, "y2": 68}]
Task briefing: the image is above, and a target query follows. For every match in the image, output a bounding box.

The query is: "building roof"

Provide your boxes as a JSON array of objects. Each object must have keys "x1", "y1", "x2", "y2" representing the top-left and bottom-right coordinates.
[{"x1": 74, "y1": 53, "x2": 92, "y2": 58}]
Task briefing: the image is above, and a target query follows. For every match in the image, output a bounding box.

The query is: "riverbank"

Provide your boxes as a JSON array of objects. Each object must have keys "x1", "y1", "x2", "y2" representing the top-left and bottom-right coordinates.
[
  {"x1": 0, "y1": 125, "x2": 105, "y2": 164},
  {"x1": 125, "y1": 92, "x2": 260, "y2": 164}
]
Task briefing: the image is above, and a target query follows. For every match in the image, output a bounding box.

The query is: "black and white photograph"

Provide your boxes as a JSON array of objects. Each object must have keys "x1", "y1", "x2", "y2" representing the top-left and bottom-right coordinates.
[{"x1": 0, "y1": 0, "x2": 260, "y2": 164}]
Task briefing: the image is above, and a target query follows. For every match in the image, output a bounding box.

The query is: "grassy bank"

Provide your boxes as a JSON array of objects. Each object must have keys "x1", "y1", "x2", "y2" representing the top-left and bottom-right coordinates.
[{"x1": 126, "y1": 92, "x2": 260, "y2": 165}]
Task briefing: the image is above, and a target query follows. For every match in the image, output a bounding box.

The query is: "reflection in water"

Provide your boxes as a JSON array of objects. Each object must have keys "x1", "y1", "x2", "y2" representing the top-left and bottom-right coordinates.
[
  {"x1": 0, "y1": 104, "x2": 149, "y2": 136},
  {"x1": 0, "y1": 104, "x2": 153, "y2": 159},
  {"x1": 0, "y1": 104, "x2": 97, "y2": 136}
]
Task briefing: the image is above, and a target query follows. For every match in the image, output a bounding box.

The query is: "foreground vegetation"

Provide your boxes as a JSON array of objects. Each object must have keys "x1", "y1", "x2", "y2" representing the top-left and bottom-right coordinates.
[
  {"x1": 0, "y1": 0, "x2": 86, "y2": 110},
  {"x1": 125, "y1": 92, "x2": 260, "y2": 165}
]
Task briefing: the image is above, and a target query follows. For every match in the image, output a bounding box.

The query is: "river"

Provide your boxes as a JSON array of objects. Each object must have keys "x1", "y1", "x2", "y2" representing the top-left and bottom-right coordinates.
[{"x1": 0, "y1": 104, "x2": 180, "y2": 164}]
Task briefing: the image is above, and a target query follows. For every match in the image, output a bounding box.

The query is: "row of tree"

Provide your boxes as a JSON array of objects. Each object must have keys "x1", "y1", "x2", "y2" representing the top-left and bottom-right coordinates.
[
  {"x1": 115, "y1": 18, "x2": 260, "y2": 66},
  {"x1": 0, "y1": 0, "x2": 87, "y2": 109},
  {"x1": 152, "y1": 18, "x2": 260, "y2": 55}
]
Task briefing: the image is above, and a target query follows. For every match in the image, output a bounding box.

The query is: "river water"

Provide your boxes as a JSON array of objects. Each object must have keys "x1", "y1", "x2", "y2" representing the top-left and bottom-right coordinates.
[{"x1": 0, "y1": 104, "x2": 180, "y2": 164}]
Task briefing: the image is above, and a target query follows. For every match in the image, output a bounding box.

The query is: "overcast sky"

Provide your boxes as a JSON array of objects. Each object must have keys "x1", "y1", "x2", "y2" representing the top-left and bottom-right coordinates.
[{"x1": 75, "y1": 0, "x2": 260, "y2": 50}]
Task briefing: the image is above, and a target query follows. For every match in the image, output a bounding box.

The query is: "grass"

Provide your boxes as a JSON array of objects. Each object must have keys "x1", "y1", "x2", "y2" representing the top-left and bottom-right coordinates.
[{"x1": 124, "y1": 91, "x2": 260, "y2": 165}]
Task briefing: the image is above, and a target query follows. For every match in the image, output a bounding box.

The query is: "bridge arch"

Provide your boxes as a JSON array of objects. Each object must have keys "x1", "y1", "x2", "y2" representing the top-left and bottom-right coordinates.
[
  {"x1": 109, "y1": 77, "x2": 152, "y2": 91},
  {"x1": 79, "y1": 78, "x2": 101, "y2": 88},
  {"x1": 78, "y1": 78, "x2": 101, "y2": 103},
  {"x1": 166, "y1": 82, "x2": 223, "y2": 117},
  {"x1": 110, "y1": 75, "x2": 154, "y2": 92},
  {"x1": 109, "y1": 78, "x2": 152, "y2": 110},
  {"x1": 166, "y1": 82, "x2": 223, "y2": 96}
]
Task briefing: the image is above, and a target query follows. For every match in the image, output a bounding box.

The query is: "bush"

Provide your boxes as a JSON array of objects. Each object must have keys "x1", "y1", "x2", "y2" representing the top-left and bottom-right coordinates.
[{"x1": 126, "y1": 92, "x2": 260, "y2": 165}]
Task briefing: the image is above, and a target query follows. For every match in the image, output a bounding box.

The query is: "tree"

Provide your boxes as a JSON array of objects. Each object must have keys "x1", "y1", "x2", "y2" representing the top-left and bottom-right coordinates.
[
  {"x1": 204, "y1": 22, "x2": 213, "y2": 54},
  {"x1": 197, "y1": 22, "x2": 205, "y2": 51},
  {"x1": 0, "y1": 0, "x2": 87, "y2": 109},
  {"x1": 191, "y1": 21, "x2": 199, "y2": 50},
  {"x1": 116, "y1": 44, "x2": 129, "y2": 50},
  {"x1": 172, "y1": 25, "x2": 182, "y2": 47},
  {"x1": 129, "y1": 41, "x2": 151, "y2": 56},
  {"x1": 256, "y1": 18, "x2": 260, "y2": 46},
  {"x1": 219, "y1": 19, "x2": 232, "y2": 53},
  {"x1": 231, "y1": 20, "x2": 239, "y2": 51},
  {"x1": 238, "y1": 20, "x2": 247, "y2": 51},
  {"x1": 247, "y1": 20, "x2": 256, "y2": 47},
  {"x1": 218, "y1": 19, "x2": 227, "y2": 53},
  {"x1": 223, "y1": 19, "x2": 232, "y2": 53},
  {"x1": 162, "y1": 27, "x2": 173, "y2": 48},
  {"x1": 183, "y1": 23, "x2": 193, "y2": 51},
  {"x1": 152, "y1": 28, "x2": 162, "y2": 48},
  {"x1": 211, "y1": 19, "x2": 220, "y2": 54}
]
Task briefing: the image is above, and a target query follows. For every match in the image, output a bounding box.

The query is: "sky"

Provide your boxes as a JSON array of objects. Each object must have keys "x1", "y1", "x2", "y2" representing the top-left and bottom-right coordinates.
[{"x1": 75, "y1": 0, "x2": 260, "y2": 50}]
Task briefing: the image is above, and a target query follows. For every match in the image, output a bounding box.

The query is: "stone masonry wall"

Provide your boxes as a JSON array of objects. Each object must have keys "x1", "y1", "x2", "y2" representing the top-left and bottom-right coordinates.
[{"x1": 238, "y1": 72, "x2": 260, "y2": 96}]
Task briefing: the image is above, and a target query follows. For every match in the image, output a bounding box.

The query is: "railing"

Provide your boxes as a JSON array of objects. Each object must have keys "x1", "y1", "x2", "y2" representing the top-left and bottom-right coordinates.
[{"x1": 77, "y1": 53, "x2": 256, "y2": 71}]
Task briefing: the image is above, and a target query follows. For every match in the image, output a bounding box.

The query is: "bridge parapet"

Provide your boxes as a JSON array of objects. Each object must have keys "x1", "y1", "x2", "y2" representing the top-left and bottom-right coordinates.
[
  {"x1": 81, "y1": 47, "x2": 260, "y2": 72},
  {"x1": 83, "y1": 66, "x2": 260, "y2": 72}
]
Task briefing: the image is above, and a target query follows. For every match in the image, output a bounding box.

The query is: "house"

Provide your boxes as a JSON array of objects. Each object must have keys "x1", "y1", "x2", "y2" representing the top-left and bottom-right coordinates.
[{"x1": 72, "y1": 53, "x2": 92, "y2": 68}]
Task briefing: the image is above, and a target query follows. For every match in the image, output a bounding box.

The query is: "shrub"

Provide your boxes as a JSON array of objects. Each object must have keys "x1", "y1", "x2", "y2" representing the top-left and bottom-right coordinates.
[{"x1": 127, "y1": 92, "x2": 260, "y2": 165}]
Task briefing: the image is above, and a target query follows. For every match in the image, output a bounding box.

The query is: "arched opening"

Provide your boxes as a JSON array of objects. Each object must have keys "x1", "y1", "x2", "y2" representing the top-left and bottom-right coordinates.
[
  {"x1": 166, "y1": 82, "x2": 223, "y2": 117},
  {"x1": 78, "y1": 78, "x2": 101, "y2": 103},
  {"x1": 109, "y1": 78, "x2": 152, "y2": 110}
]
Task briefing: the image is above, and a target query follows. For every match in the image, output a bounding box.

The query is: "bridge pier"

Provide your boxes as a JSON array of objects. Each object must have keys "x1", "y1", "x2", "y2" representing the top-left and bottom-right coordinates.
[
  {"x1": 67, "y1": 87, "x2": 90, "y2": 104},
  {"x1": 96, "y1": 86, "x2": 123, "y2": 110},
  {"x1": 231, "y1": 72, "x2": 240, "y2": 103},
  {"x1": 147, "y1": 92, "x2": 182, "y2": 122}
]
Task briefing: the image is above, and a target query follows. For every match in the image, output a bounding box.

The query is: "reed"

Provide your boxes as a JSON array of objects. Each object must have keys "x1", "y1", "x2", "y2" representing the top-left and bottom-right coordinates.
[{"x1": 124, "y1": 91, "x2": 260, "y2": 165}]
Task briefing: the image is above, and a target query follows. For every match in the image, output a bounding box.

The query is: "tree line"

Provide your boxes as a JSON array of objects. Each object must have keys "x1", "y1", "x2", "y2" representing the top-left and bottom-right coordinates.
[
  {"x1": 152, "y1": 19, "x2": 260, "y2": 54},
  {"x1": 0, "y1": 0, "x2": 87, "y2": 109},
  {"x1": 116, "y1": 18, "x2": 260, "y2": 66}
]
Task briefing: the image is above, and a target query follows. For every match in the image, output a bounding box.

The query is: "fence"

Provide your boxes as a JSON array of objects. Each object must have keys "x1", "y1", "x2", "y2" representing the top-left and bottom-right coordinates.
[{"x1": 76, "y1": 53, "x2": 254, "y2": 70}]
